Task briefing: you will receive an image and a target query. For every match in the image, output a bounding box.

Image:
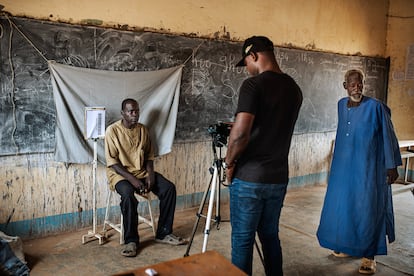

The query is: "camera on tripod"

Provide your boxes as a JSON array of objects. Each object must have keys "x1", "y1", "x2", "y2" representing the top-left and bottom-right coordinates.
[
  {"x1": 185, "y1": 121, "x2": 233, "y2": 256},
  {"x1": 207, "y1": 121, "x2": 232, "y2": 147}
]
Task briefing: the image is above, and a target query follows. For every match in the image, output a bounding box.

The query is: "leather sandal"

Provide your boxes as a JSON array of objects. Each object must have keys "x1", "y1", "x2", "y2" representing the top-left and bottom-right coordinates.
[{"x1": 359, "y1": 258, "x2": 376, "y2": 274}]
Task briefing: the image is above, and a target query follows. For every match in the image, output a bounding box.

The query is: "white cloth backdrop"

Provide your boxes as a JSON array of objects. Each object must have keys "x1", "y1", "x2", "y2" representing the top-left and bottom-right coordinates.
[{"x1": 49, "y1": 61, "x2": 183, "y2": 164}]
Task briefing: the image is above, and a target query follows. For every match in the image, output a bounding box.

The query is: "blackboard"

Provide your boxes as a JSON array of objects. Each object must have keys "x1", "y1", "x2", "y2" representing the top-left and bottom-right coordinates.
[{"x1": 0, "y1": 16, "x2": 389, "y2": 156}]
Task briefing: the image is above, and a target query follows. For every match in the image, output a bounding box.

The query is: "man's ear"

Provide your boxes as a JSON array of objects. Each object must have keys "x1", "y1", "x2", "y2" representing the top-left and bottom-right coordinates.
[
  {"x1": 250, "y1": 52, "x2": 258, "y2": 62},
  {"x1": 343, "y1": 82, "x2": 347, "y2": 89}
]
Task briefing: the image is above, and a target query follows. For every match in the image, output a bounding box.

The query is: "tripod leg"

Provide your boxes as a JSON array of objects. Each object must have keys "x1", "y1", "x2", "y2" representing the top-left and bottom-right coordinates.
[
  {"x1": 202, "y1": 165, "x2": 219, "y2": 253},
  {"x1": 184, "y1": 172, "x2": 214, "y2": 257},
  {"x1": 215, "y1": 165, "x2": 222, "y2": 229}
]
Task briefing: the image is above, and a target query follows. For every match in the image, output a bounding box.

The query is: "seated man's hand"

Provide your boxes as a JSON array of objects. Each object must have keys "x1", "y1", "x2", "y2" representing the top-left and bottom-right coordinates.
[
  {"x1": 131, "y1": 178, "x2": 146, "y2": 194},
  {"x1": 145, "y1": 177, "x2": 154, "y2": 193}
]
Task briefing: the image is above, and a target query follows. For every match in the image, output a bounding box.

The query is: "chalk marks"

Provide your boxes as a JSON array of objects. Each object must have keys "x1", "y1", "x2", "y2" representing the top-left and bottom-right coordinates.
[{"x1": 0, "y1": 17, "x2": 389, "y2": 153}]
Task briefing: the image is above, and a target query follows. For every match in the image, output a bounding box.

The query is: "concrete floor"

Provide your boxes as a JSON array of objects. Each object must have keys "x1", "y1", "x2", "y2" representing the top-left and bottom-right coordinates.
[{"x1": 21, "y1": 184, "x2": 414, "y2": 276}]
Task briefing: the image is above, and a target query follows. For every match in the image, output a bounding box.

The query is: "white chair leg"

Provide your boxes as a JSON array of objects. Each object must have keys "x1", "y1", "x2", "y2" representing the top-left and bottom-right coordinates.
[
  {"x1": 137, "y1": 193, "x2": 157, "y2": 238},
  {"x1": 103, "y1": 188, "x2": 124, "y2": 244},
  {"x1": 103, "y1": 188, "x2": 156, "y2": 244},
  {"x1": 103, "y1": 189, "x2": 112, "y2": 232},
  {"x1": 405, "y1": 157, "x2": 410, "y2": 183},
  {"x1": 120, "y1": 214, "x2": 124, "y2": 244},
  {"x1": 146, "y1": 194, "x2": 156, "y2": 237}
]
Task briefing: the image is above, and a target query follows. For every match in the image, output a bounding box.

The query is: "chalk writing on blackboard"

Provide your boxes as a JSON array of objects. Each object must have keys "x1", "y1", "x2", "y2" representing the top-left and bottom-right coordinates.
[{"x1": 0, "y1": 16, "x2": 389, "y2": 156}]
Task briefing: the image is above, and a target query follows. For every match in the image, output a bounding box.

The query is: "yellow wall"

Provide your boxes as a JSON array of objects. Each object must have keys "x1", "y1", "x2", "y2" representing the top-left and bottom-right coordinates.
[
  {"x1": 0, "y1": 0, "x2": 413, "y2": 238},
  {"x1": 386, "y1": 0, "x2": 414, "y2": 139},
  {"x1": 2, "y1": 0, "x2": 388, "y2": 56}
]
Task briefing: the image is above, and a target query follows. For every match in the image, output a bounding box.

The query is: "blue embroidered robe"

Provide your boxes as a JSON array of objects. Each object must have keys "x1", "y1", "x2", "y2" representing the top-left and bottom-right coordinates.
[{"x1": 317, "y1": 96, "x2": 402, "y2": 257}]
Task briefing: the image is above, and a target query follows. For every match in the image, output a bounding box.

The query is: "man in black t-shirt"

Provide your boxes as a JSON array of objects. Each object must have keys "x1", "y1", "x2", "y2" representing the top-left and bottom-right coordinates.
[{"x1": 225, "y1": 36, "x2": 303, "y2": 275}]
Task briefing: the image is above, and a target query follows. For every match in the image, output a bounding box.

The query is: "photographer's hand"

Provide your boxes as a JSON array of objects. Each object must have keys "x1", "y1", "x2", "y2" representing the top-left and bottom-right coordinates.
[
  {"x1": 225, "y1": 112, "x2": 254, "y2": 185},
  {"x1": 225, "y1": 162, "x2": 235, "y2": 184},
  {"x1": 226, "y1": 167, "x2": 235, "y2": 184}
]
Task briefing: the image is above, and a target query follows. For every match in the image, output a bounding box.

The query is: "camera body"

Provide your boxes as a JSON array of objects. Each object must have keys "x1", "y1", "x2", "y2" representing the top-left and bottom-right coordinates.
[{"x1": 207, "y1": 122, "x2": 232, "y2": 147}]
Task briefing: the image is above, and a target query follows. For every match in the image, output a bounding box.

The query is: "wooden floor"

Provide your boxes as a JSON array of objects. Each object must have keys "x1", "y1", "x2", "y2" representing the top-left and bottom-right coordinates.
[{"x1": 18, "y1": 184, "x2": 414, "y2": 275}]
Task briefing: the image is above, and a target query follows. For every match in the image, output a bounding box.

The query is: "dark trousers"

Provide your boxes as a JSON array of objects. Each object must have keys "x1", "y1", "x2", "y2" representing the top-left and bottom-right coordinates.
[{"x1": 115, "y1": 172, "x2": 176, "y2": 244}]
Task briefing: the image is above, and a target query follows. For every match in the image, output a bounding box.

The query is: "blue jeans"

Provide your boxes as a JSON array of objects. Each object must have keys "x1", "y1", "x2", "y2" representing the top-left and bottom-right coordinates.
[{"x1": 229, "y1": 178, "x2": 287, "y2": 276}]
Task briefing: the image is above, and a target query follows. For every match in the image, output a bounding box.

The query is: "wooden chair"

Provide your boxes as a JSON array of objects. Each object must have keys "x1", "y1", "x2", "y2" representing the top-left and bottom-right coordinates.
[{"x1": 103, "y1": 187, "x2": 156, "y2": 244}]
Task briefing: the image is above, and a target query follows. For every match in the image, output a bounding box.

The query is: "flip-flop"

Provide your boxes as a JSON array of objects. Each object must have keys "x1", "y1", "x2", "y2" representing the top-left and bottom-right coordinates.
[{"x1": 121, "y1": 242, "x2": 137, "y2": 257}]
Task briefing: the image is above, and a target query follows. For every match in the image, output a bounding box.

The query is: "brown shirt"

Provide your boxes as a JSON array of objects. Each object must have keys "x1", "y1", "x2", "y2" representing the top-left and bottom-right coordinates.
[{"x1": 105, "y1": 120, "x2": 155, "y2": 190}]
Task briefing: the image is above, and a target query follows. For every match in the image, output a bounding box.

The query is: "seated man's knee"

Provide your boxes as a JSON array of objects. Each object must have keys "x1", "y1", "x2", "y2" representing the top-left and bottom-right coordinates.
[{"x1": 116, "y1": 180, "x2": 136, "y2": 196}]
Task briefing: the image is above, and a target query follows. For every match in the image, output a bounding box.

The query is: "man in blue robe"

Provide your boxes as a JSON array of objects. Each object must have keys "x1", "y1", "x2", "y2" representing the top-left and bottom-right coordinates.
[{"x1": 317, "y1": 69, "x2": 402, "y2": 275}]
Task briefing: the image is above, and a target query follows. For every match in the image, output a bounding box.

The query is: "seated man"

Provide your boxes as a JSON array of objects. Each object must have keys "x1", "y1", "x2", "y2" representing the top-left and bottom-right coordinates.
[{"x1": 105, "y1": 98, "x2": 186, "y2": 257}]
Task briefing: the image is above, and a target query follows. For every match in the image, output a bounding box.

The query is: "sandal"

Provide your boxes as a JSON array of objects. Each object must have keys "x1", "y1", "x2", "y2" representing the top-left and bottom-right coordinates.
[
  {"x1": 120, "y1": 242, "x2": 137, "y2": 257},
  {"x1": 155, "y1": 234, "x2": 187, "y2": 245},
  {"x1": 359, "y1": 258, "x2": 376, "y2": 274}
]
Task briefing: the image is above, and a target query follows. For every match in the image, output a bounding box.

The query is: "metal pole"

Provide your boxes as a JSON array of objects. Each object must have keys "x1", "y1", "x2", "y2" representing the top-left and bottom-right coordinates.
[
  {"x1": 82, "y1": 138, "x2": 104, "y2": 244},
  {"x1": 92, "y1": 139, "x2": 97, "y2": 233}
]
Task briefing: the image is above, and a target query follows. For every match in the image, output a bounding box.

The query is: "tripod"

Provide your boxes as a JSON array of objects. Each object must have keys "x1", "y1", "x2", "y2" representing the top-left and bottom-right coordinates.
[
  {"x1": 184, "y1": 137, "x2": 226, "y2": 256},
  {"x1": 183, "y1": 125, "x2": 265, "y2": 270}
]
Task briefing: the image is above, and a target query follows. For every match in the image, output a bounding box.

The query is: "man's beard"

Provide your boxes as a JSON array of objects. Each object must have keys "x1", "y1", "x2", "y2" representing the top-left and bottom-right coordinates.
[{"x1": 350, "y1": 93, "x2": 362, "y2": 103}]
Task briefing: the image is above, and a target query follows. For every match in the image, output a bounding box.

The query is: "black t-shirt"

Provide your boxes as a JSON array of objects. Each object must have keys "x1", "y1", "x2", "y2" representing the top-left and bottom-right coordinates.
[{"x1": 234, "y1": 71, "x2": 303, "y2": 183}]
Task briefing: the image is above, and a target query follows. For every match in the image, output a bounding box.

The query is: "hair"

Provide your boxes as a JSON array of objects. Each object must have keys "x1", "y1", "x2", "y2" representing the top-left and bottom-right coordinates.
[
  {"x1": 344, "y1": 69, "x2": 364, "y2": 83},
  {"x1": 121, "y1": 98, "x2": 138, "y2": 111},
  {"x1": 259, "y1": 50, "x2": 277, "y2": 61}
]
